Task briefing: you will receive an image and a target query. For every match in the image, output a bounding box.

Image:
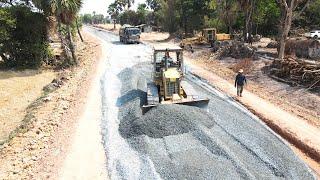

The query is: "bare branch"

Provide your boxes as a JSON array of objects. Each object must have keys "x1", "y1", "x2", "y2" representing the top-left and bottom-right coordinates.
[
  {"x1": 281, "y1": 0, "x2": 289, "y2": 10},
  {"x1": 293, "y1": 0, "x2": 312, "y2": 20}
]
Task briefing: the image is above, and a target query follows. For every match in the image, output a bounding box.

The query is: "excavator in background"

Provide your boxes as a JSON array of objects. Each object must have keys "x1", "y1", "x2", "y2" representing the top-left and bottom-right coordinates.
[
  {"x1": 142, "y1": 44, "x2": 209, "y2": 114},
  {"x1": 180, "y1": 28, "x2": 231, "y2": 48}
]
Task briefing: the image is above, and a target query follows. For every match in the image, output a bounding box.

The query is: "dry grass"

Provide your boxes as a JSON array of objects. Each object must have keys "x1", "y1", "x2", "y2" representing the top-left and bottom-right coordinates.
[
  {"x1": 0, "y1": 70, "x2": 56, "y2": 143},
  {"x1": 230, "y1": 58, "x2": 254, "y2": 74},
  {"x1": 94, "y1": 23, "x2": 121, "y2": 32},
  {"x1": 140, "y1": 32, "x2": 170, "y2": 42}
]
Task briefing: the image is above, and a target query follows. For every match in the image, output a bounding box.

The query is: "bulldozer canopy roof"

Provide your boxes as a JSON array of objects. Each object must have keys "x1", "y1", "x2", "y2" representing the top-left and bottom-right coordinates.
[
  {"x1": 203, "y1": 28, "x2": 217, "y2": 31},
  {"x1": 154, "y1": 44, "x2": 183, "y2": 52}
]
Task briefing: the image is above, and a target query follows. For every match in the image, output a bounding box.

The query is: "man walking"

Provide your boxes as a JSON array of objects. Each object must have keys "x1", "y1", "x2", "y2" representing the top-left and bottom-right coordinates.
[{"x1": 235, "y1": 69, "x2": 247, "y2": 97}]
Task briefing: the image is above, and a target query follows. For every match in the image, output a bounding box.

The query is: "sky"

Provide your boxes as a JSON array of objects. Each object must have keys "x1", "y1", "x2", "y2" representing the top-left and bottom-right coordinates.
[{"x1": 80, "y1": 0, "x2": 146, "y2": 16}]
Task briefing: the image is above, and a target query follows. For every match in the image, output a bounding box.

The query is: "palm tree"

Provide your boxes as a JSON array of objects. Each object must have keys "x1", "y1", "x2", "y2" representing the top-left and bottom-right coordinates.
[
  {"x1": 50, "y1": 0, "x2": 83, "y2": 64},
  {"x1": 31, "y1": 0, "x2": 83, "y2": 63},
  {"x1": 116, "y1": 0, "x2": 134, "y2": 9}
]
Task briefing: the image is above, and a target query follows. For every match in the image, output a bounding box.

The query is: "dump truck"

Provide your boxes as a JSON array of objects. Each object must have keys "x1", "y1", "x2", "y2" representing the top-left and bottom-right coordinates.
[
  {"x1": 180, "y1": 28, "x2": 231, "y2": 48},
  {"x1": 119, "y1": 24, "x2": 141, "y2": 44},
  {"x1": 142, "y1": 44, "x2": 209, "y2": 113}
]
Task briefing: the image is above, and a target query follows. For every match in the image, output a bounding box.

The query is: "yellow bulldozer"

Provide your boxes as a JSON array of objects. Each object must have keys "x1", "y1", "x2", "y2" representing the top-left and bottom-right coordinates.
[
  {"x1": 180, "y1": 28, "x2": 231, "y2": 48},
  {"x1": 142, "y1": 44, "x2": 209, "y2": 113}
]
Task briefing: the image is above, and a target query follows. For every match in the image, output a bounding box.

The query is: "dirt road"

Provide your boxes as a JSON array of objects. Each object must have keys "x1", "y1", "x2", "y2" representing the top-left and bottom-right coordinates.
[{"x1": 85, "y1": 26, "x2": 315, "y2": 179}]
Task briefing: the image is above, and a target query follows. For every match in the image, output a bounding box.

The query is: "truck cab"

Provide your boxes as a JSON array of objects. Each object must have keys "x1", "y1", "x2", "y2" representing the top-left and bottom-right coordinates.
[{"x1": 119, "y1": 25, "x2": 141, "y2": 44}]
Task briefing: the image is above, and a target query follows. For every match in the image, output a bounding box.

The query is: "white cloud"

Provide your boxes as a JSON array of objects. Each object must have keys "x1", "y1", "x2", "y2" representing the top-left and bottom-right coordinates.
[{"x1": 80, "y1": 0, "x2": 146, "y2": 16}]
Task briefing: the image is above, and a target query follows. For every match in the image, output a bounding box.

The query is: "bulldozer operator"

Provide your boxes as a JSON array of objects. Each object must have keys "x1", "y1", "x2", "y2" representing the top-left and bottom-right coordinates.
[{"x1": 162, "y1": 51, "x2": 179, "y2": 67}]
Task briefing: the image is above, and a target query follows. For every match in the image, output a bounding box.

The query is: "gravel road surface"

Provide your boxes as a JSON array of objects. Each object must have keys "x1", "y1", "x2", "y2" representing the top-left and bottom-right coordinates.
[{"x1": 85, "y1": 26, "x2": 315, "y2": 180}]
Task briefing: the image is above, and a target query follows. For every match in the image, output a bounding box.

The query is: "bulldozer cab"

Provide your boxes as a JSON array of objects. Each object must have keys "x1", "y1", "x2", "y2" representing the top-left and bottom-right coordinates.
[
  {"x1": 153, "y1": 45, "x2": 184, "y2": 101},
  {"x1": 202, "y1": 28, "x2": 217, "y2": 42},
  {"x1": 153, "y1": 45, "x2": 184, "y2": 78},
  {"x1": 142, "y1": 44, "x2": 209, "y2": 114}
]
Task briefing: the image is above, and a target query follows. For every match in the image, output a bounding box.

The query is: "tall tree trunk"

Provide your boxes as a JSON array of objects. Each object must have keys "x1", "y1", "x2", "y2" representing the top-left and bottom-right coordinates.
[
  {"x1": 57, "y1": 18, "x2": 62, "y2": 35},
  {"x1": 76, "y1": 18, "x2": 84, "y2": 42},
  {"x1": 113, "y1": 19, "x2": 116, "y2": 29},
  {"x1": 67, "y1": 25, "x2": 78, "y2": 65},
  {"x1": 244, "y1": 4, "x2": 253, "y2": 42},
  {"x1": 183, "y1": 10, "x2": 187, "y2": 36},
  {"x1": 278, "y1": 6, "x2": 293, "y2": 60}
]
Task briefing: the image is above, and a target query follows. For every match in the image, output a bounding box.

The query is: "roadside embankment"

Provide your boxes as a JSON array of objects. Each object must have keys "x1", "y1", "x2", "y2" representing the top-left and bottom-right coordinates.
[
  {"x1": 0, "y1": 70, "x2": 56, "y2": 145},
  {"x1": 0, "y1": 31, "x2": 107, "y2": 179}
]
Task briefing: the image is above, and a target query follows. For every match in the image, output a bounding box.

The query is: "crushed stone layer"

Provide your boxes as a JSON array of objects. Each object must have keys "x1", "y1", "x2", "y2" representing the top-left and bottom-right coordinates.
[{"x1": 87, "y1": 27, "x2": 316, "y2": 179}]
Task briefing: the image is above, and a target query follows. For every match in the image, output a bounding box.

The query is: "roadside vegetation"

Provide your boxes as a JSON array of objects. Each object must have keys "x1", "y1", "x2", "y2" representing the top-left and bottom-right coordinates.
[
  {"x1": 0, "y1": 0, "x2": 86, "y2": 148},
  {"x1": 0, "y1": 0, "x2": 84, "y2": 69},
  {"x1": 102, "y1": 0, "x2": 320, "y2": 59}
]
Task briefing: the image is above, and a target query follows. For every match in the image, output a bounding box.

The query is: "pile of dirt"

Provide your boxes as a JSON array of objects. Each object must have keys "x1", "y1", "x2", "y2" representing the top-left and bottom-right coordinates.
[
  {"x1": 213, "y1": 41, "x2": 256, "y2": 59},
  {"x1": 270, "y1": 57, "x2": 320, "y2": 90},
  {"x1": 285, "y1": 39, "x2": 320, "y2": 59}
]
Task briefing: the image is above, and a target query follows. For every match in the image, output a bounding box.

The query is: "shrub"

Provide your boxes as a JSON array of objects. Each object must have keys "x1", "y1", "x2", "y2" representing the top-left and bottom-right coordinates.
[{"x1": 0, "y1": 6, "x2": 49, "y2": 69}]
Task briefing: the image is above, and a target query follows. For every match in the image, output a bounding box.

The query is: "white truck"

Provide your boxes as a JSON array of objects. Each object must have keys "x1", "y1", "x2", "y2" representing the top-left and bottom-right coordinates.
[
  {"x1": 305, "y1": 30, "x2": 320, "y2": 39},
  {"x1": 119, "y1": 24, "x2": 141, "y2": 44}
]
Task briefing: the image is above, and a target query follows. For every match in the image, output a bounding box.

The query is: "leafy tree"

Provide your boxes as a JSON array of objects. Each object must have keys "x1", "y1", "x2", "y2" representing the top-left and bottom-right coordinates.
[
  {"x1": 126, "y1": 0, "x2": 135, "y2": 9},
  {"x1": 252, "y1": 0, "x2": 280, "y2": 36},
  {"x1": 158, "y1": 0, "x2": 177, "y2": 33},
  {"x1": 146, "y1": 0, "x2": 161, "y2": 11},
  {"x1": 145, "y1": 0, "x2": 161, "y2": 26},
  {"x1": 81, "y1": 13, "x2": 93, "y2": 24},
  {"x1": 93, "y1": 14, "x2": 105, "y2": 24},
  {"x1": 50, "y1": 0, "x2": 83, "y2": 63},
  {"x1": 0, "y1": 6, "x2": 49, "y2": 68},
  {"x1": 216, "y1": 0, "x2": 239, "y2": 33},
  {"x1": 277, "y1": 0, "x2": 311, "y2": 60},
  {"x1": 136, "y1": 3, "x2": 147, "y2": 24},
  {"x1": 108, "y1": 1, "x2": 124, "y2": 28},
  {"x1": 0, "y1": 7, "x2": 15, "y2": 62},
  {"x1": 237, "y1": 0, "x2": 255, "y2": 41},
  {"x1": 119, "y1": 10, "x2": 139, "y2": 25},
  {"x1": 176, "y1": 0, "x2": 211, "y2": 34},
  {"x1": 293, "y1": 0, "x2": 320, "y2": 30}
]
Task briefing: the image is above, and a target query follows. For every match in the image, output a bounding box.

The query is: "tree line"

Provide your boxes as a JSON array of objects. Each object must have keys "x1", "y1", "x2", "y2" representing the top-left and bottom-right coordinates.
[
  {"x1": 0, "y1": 0, "x2": 83, "y2": 68},
  {"x1": 81, "y1": 12, "x2": 110, "y2": 24},
  {"x1": 108, "y1": 0, "x2": 320, "y2": 59}
]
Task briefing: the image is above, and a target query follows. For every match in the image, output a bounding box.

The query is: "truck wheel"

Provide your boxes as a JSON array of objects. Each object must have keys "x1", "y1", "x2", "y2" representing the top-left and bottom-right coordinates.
[{"x1": 314, "y1": 35, "x2": 318, "y2": 40}]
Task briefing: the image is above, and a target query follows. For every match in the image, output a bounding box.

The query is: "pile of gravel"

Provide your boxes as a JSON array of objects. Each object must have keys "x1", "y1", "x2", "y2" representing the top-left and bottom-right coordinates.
[
  {"x1": 120, "y1": 104, "x2": 214, "y2": 138},
  {"x1": 114, "y1": 65, "x2": 315, "y2": 180}
]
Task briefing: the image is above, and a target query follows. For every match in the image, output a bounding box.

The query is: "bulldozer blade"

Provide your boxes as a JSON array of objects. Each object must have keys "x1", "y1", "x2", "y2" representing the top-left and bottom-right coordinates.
[
  {"x1": 142, "y1": 98, "x2": 209, "y2": 114},
  {"x1": 142, "y1": 104, "x2": 158, "y2": 115},
  {"x1": 175, "y1": 98, "x2": 210, "y2": 108}
]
